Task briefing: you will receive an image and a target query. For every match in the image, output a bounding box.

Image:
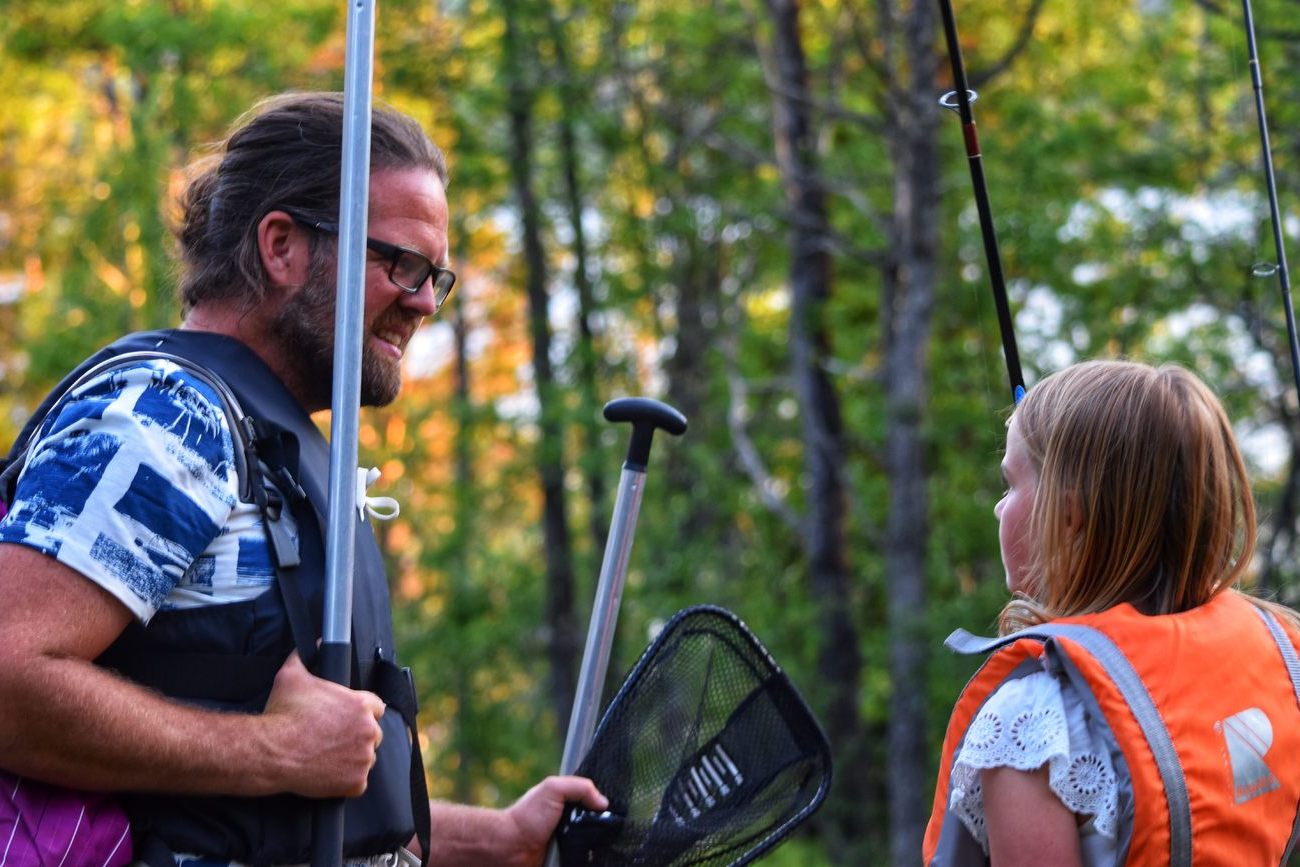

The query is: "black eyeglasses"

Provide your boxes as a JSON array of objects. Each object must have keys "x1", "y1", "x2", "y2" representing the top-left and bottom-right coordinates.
[{"x1": 283, "y1": 211, "x2": 456, "y2": 310}]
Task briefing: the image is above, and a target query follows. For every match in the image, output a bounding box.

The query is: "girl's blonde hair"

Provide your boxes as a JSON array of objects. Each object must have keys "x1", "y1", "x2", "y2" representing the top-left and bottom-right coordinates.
[{"x1": 998, "y1": 360, "x2": 1275, "y2": 634}]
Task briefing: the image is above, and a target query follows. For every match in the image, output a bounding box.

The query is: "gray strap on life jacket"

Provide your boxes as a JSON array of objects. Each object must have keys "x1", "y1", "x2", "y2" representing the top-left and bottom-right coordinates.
[
  {"x1": 1254, "y1": 606, "x2": 1300, "y2": 711},
  {"x1": 947, "y1": 624, "x2": 1191, "y2": 866},
  {"x1": 9, "y1": 350, "x2": 302, "y2": 570},
  {"x1": 1254, "y1": 607, "x2": 1300, "y2": 865}
]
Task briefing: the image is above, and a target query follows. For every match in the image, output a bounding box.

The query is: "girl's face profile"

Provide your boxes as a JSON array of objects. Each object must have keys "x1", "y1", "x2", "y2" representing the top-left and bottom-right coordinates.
[{"x1": 995, "y1": 415, "x2": 1039, "y2": 595}]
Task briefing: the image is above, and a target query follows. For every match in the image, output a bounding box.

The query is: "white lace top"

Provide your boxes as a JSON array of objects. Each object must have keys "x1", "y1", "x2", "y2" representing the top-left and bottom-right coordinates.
[{"x1": 949, "y1": 666, "x2": 1121, "y2": 866}]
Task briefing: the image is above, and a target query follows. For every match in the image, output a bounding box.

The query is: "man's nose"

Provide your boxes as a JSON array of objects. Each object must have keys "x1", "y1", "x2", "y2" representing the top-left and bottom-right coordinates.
[{"x1": 399, "y1": 277, "x2": 440, "y2": 316}]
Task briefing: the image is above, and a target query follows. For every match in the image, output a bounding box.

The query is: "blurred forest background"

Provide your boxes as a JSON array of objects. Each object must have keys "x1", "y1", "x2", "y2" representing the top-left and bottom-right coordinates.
[{"x1": 3, "y1": 0, "x2": 1300, "y2": 862}]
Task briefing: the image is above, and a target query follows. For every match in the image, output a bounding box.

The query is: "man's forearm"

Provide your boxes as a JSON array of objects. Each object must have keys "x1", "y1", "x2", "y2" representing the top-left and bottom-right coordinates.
[
  {"x1": 423, "y1": 777, "x2": 607, "y2": 867},
  {"x1": 425, "y1": 801, "x2": 533, "y2": 867},
  {"x1": 0, "y1": 543, "x2": 384, "y2": 799},
  {"x1": 0, "y1": 653, "x2": 282, "y2": 795},
  {"x1": 0, "y1": 648, "x2": 385, "y2": 800}
]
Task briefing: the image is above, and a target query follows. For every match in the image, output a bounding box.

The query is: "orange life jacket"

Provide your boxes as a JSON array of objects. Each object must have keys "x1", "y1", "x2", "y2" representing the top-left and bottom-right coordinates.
[{"x1": 923, "y1": 590, "x2": 1300, "y2": 866}]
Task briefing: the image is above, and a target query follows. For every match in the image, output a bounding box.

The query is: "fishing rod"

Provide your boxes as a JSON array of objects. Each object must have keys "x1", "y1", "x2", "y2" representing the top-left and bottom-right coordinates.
[
  {"x1": 1240, "y1": 0, "x2": 1300, "y2": 404},
  {"x1": 935, "y1": 0, "x2": 1026, "y2": 405}
]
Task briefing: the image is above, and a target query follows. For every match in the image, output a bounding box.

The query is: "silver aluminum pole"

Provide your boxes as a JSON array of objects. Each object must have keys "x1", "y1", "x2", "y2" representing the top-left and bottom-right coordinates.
[
  {"x1": 313, "y1": 0, "x2": 376, "y2": 863},
  {"x1": 545, "y1": 398, "x2": 686, "y2": 867},
  {"x1": 558, "y1": 463, "x2": 645, "y2": 774}
]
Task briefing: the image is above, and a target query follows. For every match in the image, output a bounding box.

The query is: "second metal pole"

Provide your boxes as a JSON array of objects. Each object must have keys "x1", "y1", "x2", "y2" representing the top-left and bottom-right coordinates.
[
  {"x1": 545, "y1": 397, "x2": 687, "y2": 867},
  {"x1": 558, "y1": 464, "x2": 647, "y2": 776}
]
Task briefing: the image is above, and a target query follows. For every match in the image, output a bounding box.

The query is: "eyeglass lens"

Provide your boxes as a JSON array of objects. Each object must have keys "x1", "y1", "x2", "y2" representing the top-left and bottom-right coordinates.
[{"x1": 389, "y1": 249, "x2": 456, "y2": 304}]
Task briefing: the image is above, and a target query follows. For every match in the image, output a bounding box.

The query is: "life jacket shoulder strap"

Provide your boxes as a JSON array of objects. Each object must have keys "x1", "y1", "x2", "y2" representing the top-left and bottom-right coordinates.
[
  {"x1": 948, "y1": 624, "x2": 1191, "y2": 866},
  {"x1": 5, "y1": 349, "x2": 311, "y2": 673},
  {"x1": 1253, "y1": 607, "x2": 1300, "y2": 863},
  {"x1": 5, "y1": 349, "x2": 302, "y2": 566},
  {"x1": 4, "y1": 350, "x2": 250, "y2": 503}
]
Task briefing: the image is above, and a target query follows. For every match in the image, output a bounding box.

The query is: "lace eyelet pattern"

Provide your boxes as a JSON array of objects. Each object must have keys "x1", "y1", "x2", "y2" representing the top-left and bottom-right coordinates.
[
  {"x1": 1068, "y1": 753, "x2": 1111, "y2": 797},
  {"x1": 1011, "y1": 707, "x2": 1061, "y2": 754},
  {"x1": 965, "y1": 712, "x2": 1003, "y2": 751},
  {"x1": 948, "y1": 670, "x2": 1120, "y2": 856}
]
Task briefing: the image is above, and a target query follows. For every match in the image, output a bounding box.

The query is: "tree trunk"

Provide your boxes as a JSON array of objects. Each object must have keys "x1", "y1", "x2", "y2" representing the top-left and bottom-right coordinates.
[
  {"x1": 543, "y1": 7, "x2": 610, "y2": 561},
  {"x1": 503, "y1": 0, "x2": 580, "y2": 738},
  {"x1": 663, "y1": 231, "x2": 727, "y2": 561},
  {"x1": 881, "y1": 0, "x2": 941, "y2": 861},
  {"x1": 450, "y1": 298, "x2": 475, "y2": 803},
  {"x1": 763, "y1": 0, "x2": 867, "y2": 859}
]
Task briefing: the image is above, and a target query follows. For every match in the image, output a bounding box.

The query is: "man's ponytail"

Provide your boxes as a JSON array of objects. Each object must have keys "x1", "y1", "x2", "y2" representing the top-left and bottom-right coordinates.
[{"x1": 170, "y1": 93, "x2": 446, "y2": 314}]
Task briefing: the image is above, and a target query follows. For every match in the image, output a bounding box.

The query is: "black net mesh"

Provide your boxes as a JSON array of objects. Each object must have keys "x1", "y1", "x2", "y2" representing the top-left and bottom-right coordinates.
[{"x1": 556, "y1": 606, "x2": 832, "y2": 867}]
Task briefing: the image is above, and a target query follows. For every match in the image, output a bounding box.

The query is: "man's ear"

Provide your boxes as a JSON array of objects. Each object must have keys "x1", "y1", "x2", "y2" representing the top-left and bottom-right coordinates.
[{"x1": 257, "y1": 210, "x2": 310, "y2": 292}]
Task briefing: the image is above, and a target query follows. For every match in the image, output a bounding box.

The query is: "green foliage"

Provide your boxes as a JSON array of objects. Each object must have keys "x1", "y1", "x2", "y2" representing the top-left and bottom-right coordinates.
[{"x1": 4, "y1": 0, "x2": 1300, "y2": 863}]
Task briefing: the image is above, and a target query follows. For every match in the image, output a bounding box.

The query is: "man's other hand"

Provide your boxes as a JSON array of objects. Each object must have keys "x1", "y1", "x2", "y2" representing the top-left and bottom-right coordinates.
[{"x1": 260, "y1": 650, "x2": 386, "y2": 798}]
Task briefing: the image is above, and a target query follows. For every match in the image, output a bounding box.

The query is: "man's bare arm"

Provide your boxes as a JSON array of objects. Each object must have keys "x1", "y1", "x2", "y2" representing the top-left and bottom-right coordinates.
[
  {"x1": 0, "y1": 543, "x2": 384, "y2": 798},
  {"x1": 420, "y1": 776, "x2": 608, "y2": 867}
]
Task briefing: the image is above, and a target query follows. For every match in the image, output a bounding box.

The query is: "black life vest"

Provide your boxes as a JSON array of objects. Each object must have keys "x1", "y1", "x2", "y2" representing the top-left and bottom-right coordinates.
[{"x1": 23, "y1": 329, "x2": 427, "y2": 865}]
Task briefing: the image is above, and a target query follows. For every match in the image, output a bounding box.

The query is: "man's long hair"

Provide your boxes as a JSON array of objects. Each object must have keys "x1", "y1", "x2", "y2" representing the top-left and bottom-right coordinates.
[
  {"x1": 173, "y1": 92, "x2": 447, "y2": 314},
  {"x1": 998, "y1": 360, "x2": 1279, "y2": 634}
]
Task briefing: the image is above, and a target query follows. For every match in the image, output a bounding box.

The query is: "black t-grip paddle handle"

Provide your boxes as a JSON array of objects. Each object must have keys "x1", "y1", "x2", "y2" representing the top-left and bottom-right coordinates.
[{"x1": 603, "y1": 398, "x2": 687, "y2": 471}]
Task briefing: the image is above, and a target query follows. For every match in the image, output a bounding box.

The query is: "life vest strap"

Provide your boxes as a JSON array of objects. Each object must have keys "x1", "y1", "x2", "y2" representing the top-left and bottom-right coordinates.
[
  {"x1": 947, "y1": 624, "x2": 1191, "y2": 866},
  {"x1": 1254, "y1": 607, "x2": 1300, "y2": 864}
]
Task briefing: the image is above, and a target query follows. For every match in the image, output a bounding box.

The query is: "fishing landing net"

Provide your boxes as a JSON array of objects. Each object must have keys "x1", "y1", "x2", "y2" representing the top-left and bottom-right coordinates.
[{"x1": 555, "y1": 605, "x2": 832, "y2": 867}]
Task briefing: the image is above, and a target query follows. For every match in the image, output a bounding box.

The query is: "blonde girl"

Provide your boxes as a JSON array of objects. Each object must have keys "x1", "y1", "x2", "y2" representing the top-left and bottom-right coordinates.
[{"x1": 924, "y1": 361, "x2": 1300, "y2": 867}]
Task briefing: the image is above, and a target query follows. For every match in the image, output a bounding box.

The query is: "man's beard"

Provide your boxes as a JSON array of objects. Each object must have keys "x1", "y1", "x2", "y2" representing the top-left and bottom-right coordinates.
[{"x1": 271, "y1": 260, "x2": 405, "y2": 409}]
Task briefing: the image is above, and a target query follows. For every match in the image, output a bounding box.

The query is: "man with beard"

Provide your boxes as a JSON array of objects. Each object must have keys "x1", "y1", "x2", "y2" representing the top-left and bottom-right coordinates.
[{"x1": 0, "y1": 93, "x2": 605, "y2": 866}]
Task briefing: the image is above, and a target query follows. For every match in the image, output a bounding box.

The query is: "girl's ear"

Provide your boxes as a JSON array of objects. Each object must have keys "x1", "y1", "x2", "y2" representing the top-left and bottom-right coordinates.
[
  {"x1": 1064, "y1": 490, "x2": 1084, "y2": 533},
  {"x1": 257, "y1": 210, "x2": 310, "y2": 293}
]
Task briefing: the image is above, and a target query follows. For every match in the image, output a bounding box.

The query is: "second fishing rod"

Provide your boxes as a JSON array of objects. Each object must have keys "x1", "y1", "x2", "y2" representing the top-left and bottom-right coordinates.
[{"x1": 936, "y1": 0, "x2": 1026, "y2": 406}]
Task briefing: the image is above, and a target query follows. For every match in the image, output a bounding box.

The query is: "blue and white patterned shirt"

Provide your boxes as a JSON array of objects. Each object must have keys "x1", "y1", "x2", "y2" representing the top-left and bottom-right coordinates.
[{"x1": 0, "y1": 358, "x2": 289, "y2": 621}]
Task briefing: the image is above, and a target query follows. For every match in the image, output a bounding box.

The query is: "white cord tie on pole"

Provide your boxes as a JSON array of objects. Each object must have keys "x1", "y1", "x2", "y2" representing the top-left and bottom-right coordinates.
[{"x1": 356, "y1": 466, "x2": 400, "y2": 522}]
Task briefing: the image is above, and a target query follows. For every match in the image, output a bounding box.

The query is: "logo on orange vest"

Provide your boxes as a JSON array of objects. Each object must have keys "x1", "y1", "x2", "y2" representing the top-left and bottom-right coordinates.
[{"x1": 1215, "y1": 708, "x2": 1280, "y2": 804}]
